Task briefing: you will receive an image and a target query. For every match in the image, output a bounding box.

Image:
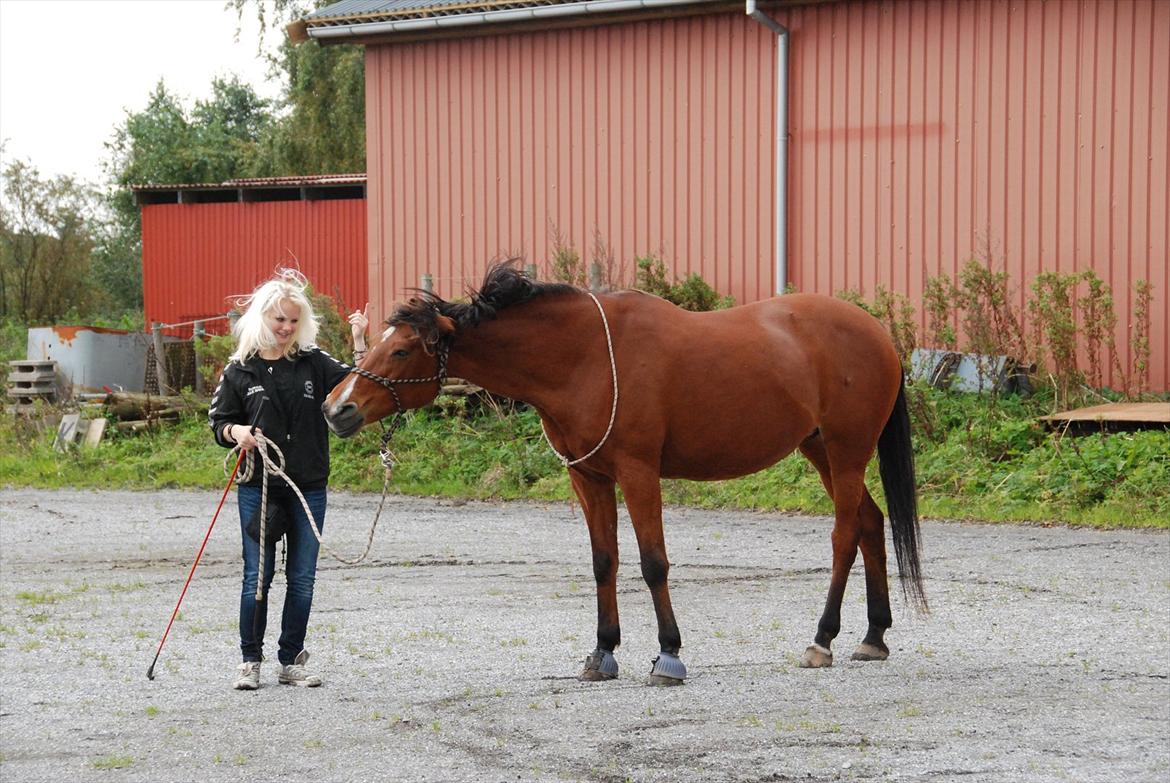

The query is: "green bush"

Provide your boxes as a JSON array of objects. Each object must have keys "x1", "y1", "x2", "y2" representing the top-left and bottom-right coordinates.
[{"x1": 634, "y1": 255, "x2": 734, "y2": 311}]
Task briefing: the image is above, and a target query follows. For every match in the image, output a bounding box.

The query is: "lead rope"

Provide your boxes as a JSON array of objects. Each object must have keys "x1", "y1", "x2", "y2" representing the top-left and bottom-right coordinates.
[
  {"x1": 226, "y1": 424, "x2": 400, "y2": 602},
  {"x1": 540, "y1": 292, "x2": 619, "y2": 468}
]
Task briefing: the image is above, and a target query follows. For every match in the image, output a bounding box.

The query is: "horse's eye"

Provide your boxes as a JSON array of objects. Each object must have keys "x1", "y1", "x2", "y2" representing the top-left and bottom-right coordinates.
[{"x1": 392, "y1": 349, "x2": 409, "y2": 359}]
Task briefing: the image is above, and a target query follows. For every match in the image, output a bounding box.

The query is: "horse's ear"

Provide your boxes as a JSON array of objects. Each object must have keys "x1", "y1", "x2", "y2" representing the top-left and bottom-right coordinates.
[{"x1": 435, "y1": 315, "x2": 456, "y2": 336}]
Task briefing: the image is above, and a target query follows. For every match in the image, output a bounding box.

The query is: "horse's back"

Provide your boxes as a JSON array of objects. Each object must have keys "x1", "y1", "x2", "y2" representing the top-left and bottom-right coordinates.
[{"x1": 608, "y1": 291, "x2": 902, "y2": 479}]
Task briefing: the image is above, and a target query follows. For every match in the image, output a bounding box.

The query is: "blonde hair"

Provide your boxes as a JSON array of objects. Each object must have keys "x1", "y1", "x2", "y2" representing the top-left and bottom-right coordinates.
[{"x1": 229, "y1": 268, "x2": 320, "y2": 363}]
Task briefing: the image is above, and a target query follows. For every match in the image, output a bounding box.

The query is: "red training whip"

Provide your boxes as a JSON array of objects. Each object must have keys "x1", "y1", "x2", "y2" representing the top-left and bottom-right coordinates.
[{"x1": 146, "y1": 449, "x2": 245, "y2": 680}]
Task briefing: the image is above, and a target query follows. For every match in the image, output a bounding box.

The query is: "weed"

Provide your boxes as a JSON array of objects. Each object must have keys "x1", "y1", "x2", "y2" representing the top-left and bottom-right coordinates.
[
  {"x1": 1129, "y1": 280, "x2": 1153, "y2": 396},
  {"x1": 403, "y1": 628, "x2": 455, "y2": 644},
  {"x1": 92, "y1": 755, "x2": 134, "y2": 770},
  {"x1": 144, "y1": 706, "x2": 159, "y2": 718},
  {"x1": 15, "y1": 591, "x2": 61, "y2": 606},
  {"x1": 924, "y1": 275, "x2": 960, "y2": 350},
  {"x1": 547, "y1": 222, "x2": 586, "y2": 287}
]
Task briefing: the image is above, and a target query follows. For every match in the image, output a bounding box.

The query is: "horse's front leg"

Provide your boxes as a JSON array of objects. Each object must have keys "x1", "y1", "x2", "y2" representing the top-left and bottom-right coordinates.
[
  {"x1": 569, "y1": 470, "x2": 621, "y2": 681},
  {"x1": 617, "y1": 468, "x2": 686, "y2": 686}
]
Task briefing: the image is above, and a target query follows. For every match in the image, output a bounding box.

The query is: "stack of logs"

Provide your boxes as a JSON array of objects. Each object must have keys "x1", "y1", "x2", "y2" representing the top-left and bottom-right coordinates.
[{"x1": 105, "y1": 392, "x2": 207, "y2": 433}]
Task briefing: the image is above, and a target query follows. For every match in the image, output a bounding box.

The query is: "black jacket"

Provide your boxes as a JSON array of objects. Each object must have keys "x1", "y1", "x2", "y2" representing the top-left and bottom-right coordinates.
[{"x1": 208, "y1": 348, "x2": 352, "y2": 489}]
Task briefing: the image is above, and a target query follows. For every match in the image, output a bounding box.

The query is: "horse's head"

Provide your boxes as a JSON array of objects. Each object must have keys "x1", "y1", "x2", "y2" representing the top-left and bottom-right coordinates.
[{"x1": 322, "y1": 297, "x2": 455, "y2": 438}]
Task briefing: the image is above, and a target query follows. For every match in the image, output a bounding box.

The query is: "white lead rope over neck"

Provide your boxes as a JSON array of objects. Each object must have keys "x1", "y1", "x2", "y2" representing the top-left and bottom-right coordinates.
[{"x1": 540, "y1": 292, "x2": 619, "y2": 468}]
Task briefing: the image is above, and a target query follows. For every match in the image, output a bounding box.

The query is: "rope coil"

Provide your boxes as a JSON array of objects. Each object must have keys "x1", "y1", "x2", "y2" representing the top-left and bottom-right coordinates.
[{"x1": 226, "y1": 433, "x2": 392, "y2": 601}]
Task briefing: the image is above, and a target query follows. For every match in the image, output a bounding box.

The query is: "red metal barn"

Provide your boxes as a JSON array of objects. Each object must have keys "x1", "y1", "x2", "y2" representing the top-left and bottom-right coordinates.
[
  {"x1": 299, "y1": 0, "x2": 1168, "y2": 391},
  {"x1": 135, "y1": 175, "x2": 368, "y2": 336}
]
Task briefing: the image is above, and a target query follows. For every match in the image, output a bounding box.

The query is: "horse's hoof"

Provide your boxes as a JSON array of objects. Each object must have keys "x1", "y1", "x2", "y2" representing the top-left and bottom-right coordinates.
[
  {"x1": 850, "y1": 642, "x2": 889, "y2": 662},
  {"x1": 799, "y1": 644, "x2": 834, "y2": 668},
  {"x1": 646, "y1": 652, "x2": 686, "y2": 686},
  {"x1": 579, "y1": 648, "x2": 618, "y2": 682}
]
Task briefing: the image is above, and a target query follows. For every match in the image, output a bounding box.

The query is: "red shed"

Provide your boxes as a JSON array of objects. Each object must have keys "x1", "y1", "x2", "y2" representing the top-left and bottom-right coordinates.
[
  {"x1": 135, "y1": 175, "x2": 368, "y2": 336},
  {"x1": 299, "y1": 0, "x2": 1168, "y2": 391}
]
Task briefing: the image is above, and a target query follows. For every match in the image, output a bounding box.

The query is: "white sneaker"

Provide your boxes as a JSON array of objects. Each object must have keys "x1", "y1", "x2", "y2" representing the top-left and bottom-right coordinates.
[
  {"x1": 278, "y1": 650, "x2": 322, "y2": 687},
  {"x1": 233, "y1": 660, "x2": 261, "y2": 690}
]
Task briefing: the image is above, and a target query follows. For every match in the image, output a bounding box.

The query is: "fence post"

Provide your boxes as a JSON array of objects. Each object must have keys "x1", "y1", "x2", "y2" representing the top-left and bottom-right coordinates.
[
  {"x1": 525, "y1": 263, "x2": 538, "y2": 280},
  {"x1": 420, "y1": 273, "x2": 433, "y2": 293},
  {"x1": 589, "y1": 262, "x2": 603, "y2": 292},
  {"x1": 192, "y1": 321, "x2": 205, "y2": 395},
  {"x1": 152, "y1": 323, "x2": 171, "y2": 396}
]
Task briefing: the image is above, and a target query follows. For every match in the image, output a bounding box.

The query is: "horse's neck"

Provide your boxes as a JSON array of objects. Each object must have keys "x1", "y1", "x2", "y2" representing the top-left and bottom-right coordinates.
[{"x1": 450, "y1": 296, "x2": 603, "y2": 410}]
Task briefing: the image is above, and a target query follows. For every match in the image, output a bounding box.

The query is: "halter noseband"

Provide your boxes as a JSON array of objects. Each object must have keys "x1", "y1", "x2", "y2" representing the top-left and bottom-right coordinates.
[
  {"x1": 347, "y1": 343, "x2": 450, "y2": 415},
  {"x1": 346, "y1": 343, "x2": 450, "y2": 468}
]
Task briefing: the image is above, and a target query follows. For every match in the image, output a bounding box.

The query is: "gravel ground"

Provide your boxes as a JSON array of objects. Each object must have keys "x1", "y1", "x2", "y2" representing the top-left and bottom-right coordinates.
[{"x1": 0, "y1": 487, "x2": 1167, "y2": 783}]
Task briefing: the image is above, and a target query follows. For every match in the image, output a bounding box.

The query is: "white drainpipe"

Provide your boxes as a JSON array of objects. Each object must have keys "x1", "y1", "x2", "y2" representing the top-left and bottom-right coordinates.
[{"x1": 746, "y1": 0, "x2": 789, "y2": 294}]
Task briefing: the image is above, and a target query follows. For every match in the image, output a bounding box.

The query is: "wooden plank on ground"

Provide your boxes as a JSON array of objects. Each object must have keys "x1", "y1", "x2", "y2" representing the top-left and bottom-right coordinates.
[
  {"x1": 82, "y1": 418, "x2": 107, "y2": 448},
  {"x1": 1039, "y1": 402, "x2": 1170, "y2": 425}
]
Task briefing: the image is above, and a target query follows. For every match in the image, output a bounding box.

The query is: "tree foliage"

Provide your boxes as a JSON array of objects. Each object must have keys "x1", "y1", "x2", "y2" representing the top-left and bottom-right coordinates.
[
  {"x1": 0, "y1": 158, "x2": 99, "y2": 322},
  {"x1": 104, "y1": 78, "x2": 275, "y2": 229},
  {"x1": 229, "y1": 0, "x2": 366, "y2": 174}
]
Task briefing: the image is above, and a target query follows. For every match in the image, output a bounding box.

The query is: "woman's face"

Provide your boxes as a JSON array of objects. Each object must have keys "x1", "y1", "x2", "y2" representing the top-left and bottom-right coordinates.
[{"x1": 265, "y1": 299, "x2": 301, "y2": 349}]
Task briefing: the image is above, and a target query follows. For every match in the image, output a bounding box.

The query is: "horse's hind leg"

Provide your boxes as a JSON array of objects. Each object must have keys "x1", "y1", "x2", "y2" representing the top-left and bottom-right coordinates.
[
  {"x1": 797, "y1": 433, "x2": 864, "y2": 668},
  {"x1": 852, "y1": 491, "x2": 893, "y2": 661},
  {"x1": 569, "y1": 470, "x2": 622, "y2": 681}
]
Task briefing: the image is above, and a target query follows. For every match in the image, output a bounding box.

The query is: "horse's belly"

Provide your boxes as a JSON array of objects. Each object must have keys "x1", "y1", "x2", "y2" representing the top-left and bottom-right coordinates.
[{"x1": 660, "y1": 423, "x2": 809, "y2": 481}]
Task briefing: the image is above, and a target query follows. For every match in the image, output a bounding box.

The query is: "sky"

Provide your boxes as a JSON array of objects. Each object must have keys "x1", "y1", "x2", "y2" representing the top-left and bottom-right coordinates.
[{"x1": 0, "y1": 0, "x2": 284, "y2": 185}]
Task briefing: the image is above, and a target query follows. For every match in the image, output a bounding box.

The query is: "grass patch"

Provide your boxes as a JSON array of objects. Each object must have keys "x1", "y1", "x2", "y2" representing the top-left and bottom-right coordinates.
[
  {"x1": 92, "y1": 755, "x2": 134, "y2": 770},
  {"x1": 1, "y1": 386, "x2": 1165, "y2": 528},
  {"x1": 14, "y1": 591, "x2": 62, "y2": 606}
]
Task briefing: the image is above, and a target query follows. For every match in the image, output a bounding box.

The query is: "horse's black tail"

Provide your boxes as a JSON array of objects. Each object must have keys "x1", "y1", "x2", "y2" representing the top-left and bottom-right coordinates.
[{"x1": 877, "y1": 374, "x2": 928, "y2": 614}]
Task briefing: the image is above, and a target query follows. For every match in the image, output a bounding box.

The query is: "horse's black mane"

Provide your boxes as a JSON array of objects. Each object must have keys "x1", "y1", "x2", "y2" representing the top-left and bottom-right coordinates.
[{"x1": 388, "y1": 261, "x2": 579, "y2": 349}]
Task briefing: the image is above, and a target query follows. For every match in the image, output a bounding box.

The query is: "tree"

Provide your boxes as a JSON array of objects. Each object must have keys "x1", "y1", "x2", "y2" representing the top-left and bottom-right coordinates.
[
  {"x1": 104, "y1": 78, "x2": 275, "y2": 231},
  {"x1": 229, "y1": 0, "x2": 366, "y2": 174},
  {"x1": 0, "y1": 159, "x2": 98, "y2": 322},
  {"x1": 98, "y1": 77, "x2": 276, "y2": 316}
]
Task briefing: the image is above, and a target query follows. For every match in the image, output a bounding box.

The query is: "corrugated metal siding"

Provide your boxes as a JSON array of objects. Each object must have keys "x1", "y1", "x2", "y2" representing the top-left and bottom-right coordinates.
[
  {"x1": 141, "y1": 200, "x2": 368, "y2": 336},
  {"x1": 366, "y1": 0, "x2": 1167, "y2": 390},
  {"x1": 781, "y1": 0, "x2": 1168, "y2": 391},
  {"x1": 366, "y1": 12, "x2": 777, "y2": 308}
]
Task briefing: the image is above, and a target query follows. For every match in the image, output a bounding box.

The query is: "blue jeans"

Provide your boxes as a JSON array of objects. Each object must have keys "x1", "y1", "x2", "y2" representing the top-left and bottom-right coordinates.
[{"x1": 237, "y1": 484, "x2": 326, "y2": 666}]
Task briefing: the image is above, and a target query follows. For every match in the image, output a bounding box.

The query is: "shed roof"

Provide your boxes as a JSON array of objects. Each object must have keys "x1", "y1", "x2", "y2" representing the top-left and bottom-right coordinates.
[
  {"x1": 131, "y1": 174, "x2": 367, "y2": 192},
  {"x1": 297, "y1": 0, "x2": 734, "y2": 44},
  {"x1": 132, "y1": 174, "x2": 367, "y2": 206}
]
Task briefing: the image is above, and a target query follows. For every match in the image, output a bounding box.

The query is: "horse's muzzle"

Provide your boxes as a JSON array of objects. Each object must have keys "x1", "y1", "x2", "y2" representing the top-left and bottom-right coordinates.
[{"x1": 322, "y1": 400, "x2": 365, "y2": 438}]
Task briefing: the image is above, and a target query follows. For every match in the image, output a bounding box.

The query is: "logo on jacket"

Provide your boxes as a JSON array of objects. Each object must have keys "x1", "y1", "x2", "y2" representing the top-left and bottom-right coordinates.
[
  {"x1": 246, "y1": 385, "x2": 264, "y2": 397},
  {"x1": 303, "y1": 380, "x2": 315, "y2": 399}
]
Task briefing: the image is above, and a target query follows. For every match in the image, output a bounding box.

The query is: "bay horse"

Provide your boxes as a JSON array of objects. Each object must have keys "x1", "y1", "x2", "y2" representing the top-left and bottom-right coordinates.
[{"x1": 323, "y1": 263, "x2": 926, "y2": 685}]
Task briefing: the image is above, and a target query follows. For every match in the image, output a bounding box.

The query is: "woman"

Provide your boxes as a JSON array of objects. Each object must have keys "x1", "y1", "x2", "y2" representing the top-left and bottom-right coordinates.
[{"x1": 208, "y1": 268, "x2": 368, "y2": 690}]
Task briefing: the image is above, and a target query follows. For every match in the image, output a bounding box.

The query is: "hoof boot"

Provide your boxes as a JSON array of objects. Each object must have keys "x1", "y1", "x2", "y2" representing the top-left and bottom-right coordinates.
[
  {"x1": 580, "y1": 648, "x2": 618, "y2": 681},
  {"x1": 646, "y1": 652, "x2": 686, "y2": 686}
]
